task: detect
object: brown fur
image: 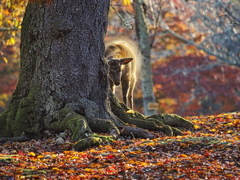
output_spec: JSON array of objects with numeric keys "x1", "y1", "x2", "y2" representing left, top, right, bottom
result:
[{"x1": 105, "y1": 38, "x2": 138, "y2": 109}]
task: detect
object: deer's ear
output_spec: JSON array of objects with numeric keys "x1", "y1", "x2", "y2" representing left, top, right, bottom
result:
[{"x1": 120, "y1": 58, "x2": 133, "y2": 65}]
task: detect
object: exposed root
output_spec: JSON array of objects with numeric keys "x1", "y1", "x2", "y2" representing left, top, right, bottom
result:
[
  {"x1": 122, "y1": 117, "x2": 173, "y2": 136},
  {"x1": 0, "y1": 91, "x2": 194, "y2": 151},
  {"x1": 43, "y1": 98, "x2": 122, "y2": 145},
  {"x1": 148, "y1": 114, "x2": 194, "y2": 130},
  {"x1": 44, "y1": 106, "x2": 92, "y2": 142},
  {"x1": 0, "y1": 134, "x2": 29, "y2": 142},
  {"x1": 74, "y1": 137, "x2": 102, "y2": 151},
  {"x1": 119, "y1": 126, "x2": 155, "y2": 139},
  {"x1": 109, "y1": 91, "x2": 193, "y2": 136}
]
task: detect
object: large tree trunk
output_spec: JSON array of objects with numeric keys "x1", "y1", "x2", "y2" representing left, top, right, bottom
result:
[
  {"x1": 0, "y1": 0, "x2": 121, "y2": 137},
  {"x1": 0, "y1": 0, "x2": 193, "y2": 149}
]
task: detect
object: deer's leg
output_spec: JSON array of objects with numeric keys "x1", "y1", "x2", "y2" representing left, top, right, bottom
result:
[
  {"x1": 121, "y1": 81, "x2": 129, "y2": 107},
  {"x1": 109, "y1": 80, "x2": 115, "y2": 93},
  {"x1": 128, "y1": 77, "x2": 136, "y2": 109}
]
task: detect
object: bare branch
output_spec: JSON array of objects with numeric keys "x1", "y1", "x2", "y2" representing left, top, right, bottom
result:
[
  {"x1": 164, "y1": 60, "x2": 219, "y2": 77},
  {"x1": 110, "y1": 5, "x2": 134, "y2": 30},
  {"x1": 160, "y1": 21, "x2": 240, "y2": 67},
  {"x1": 147, "y1": 0, "x2": 165, "y2": 48}
]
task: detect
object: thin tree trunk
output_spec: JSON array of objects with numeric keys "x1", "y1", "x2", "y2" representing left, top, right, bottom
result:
[{"x1": 134, "y1": 0, "x2": 157, "y2": 116}]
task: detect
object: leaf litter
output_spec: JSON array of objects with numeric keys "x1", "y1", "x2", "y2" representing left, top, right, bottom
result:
[{"x1": 0, "y1": 112, "x2": 239, "y2": 179}]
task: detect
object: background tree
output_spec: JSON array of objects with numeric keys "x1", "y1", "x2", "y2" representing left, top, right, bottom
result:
[{"x1": 134, "y1": 0, "x2": 157, "y2": 116}]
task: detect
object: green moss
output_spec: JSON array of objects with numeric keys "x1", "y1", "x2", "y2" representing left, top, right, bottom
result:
[
  {"x1": 0, "y1": 110, "x2": 8, "y2": 136},
  {"x1": 162, "y1": 113, "x2": 194, "y2": 129},
  {"x1": 155, "y1": 136, "x2": 224, "y2": 148},
  {"x1": 0, "y1": 97, "x2": 39, "y2": 137},
  {"x1": 67, "y1": 114, "x2": 91, "y2": 142},
  {"x1": 21, "y1": 169, "x2": 47, "y2": 177},
  {"x1": 3, "y1": 101, "x2": 19, "y2": 136},
  {"x1": 87, "y1": 117, "x2": 119, "y2": 134},
  {"x1": 109, "y1": 91, "x2": 191, "y2": 136},
  {"x1": 45, "y1": 106, "x2": 92, "y2": 142},
  {"x1": 0, "y1": 156, "x2": 13, "y2": 163},
  {"x1": 90, "y1": 133, "x2": 114, "y2": 142},
  {"x1": 171, "y1": 127, "x2": 183, "y2": 136},
  {"x1": 74, "y1": 137, "x2": 102, "y2": 151},
  {"x1": 12, "y1": 100, "x2": 38, "y2": 136},
  {"x1": 9, "y1": 84, "x2": 45, "y2": 137},
  {"x1": 148, "y1": 113, "x2": 194, "y2": 130},
  {"x1": 1, "y1": 101, "x2": 21, "y2": 136}
]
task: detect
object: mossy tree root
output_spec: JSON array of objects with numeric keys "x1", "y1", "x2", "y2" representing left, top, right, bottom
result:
[
  {"x1": 147, "y1": 114, "x2": 194, "y2": 130},
  {"x1": 44, "y1": 106, "x2": 120, "y2": 143},
  {"x1": 44, "y1": 106, "x2": 92, "y2": 142},
  {"x1": 109, "y1": 92, "x2": 194, "y2": 136}
]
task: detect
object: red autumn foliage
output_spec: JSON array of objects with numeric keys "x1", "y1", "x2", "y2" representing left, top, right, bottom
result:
[{"x1": 152, "y1": 55, "x2": 240, "y2": 116}]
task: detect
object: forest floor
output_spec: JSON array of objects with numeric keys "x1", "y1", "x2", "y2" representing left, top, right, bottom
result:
[{"x1": 0, "y1": 112, "x2": 239, "y2": 180}]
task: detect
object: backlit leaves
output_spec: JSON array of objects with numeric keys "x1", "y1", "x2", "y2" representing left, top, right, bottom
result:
[{"x1": 123, "y1": 0, "x2": 131, "y2": 5}]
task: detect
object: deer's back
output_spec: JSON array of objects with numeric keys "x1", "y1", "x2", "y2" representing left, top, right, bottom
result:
[{"x1": 105, "y1": 41, "x2": 136, "y2": 79}]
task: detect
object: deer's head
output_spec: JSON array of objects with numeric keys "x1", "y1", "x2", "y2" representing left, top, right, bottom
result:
[{"x1": 107, "y1": 56, "x2": 133, "y2": 86}]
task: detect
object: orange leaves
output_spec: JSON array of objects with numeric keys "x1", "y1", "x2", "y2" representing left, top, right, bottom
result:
[
  {"x1": 193, "y1": 124, "x2": 201, "y2": 130},
  {"x1": 179, "y1": 153, "x2": 188, "y2": 158},
  {"x1": 28, "y1": 152, "x2": 36, "y2": 157},
  {"x1": 188, "y1": 112, "x2": 239, "y2": 138}
]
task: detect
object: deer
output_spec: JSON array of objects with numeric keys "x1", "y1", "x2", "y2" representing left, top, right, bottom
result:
[{"x1": 105, "y1": 39, "x2": 137, "y2": 109}]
